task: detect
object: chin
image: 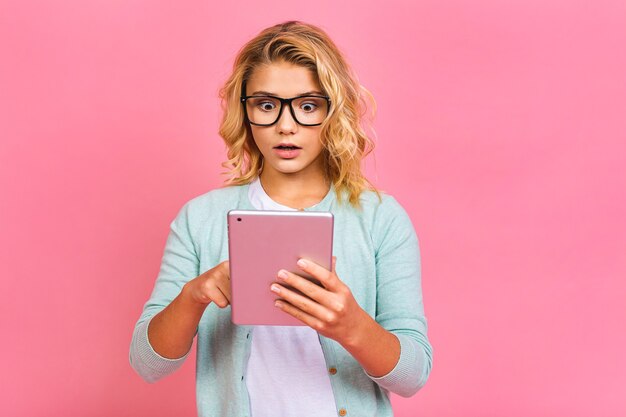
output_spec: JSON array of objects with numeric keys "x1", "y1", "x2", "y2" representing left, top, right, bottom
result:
[
  {"x1": 270, "y1": 161, "x2": 309, "y2": 175},
  {"x1": 275, "y1": 166, "x2": 305, "y2": 175}
]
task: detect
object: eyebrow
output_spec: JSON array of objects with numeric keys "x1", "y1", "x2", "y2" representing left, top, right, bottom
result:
[{"x1": 250, "y1": 90, "x2": 325, "y2": 96}]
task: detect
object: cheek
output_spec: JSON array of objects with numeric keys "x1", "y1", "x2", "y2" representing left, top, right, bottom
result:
[
  {"x1": 250, "y1": 129, "x2": 270, "y2": 150},
  {"x1": 310, "y1": 133, "x2": 324, "y2": 152}
]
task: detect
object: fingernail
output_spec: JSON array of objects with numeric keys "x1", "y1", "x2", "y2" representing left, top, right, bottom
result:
[
  {"x1": 270, "y1": 284, "x2": 281, "y2": 293},
  {"x1": 297, "y1": 259, "x2": 307, "y2": 268},
  {"x1": 277, "y1": 270, "x2": 288, "y2": 280}
]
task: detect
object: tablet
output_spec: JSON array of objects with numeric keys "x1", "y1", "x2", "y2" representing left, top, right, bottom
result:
[{"x1": 227, "y1": 209, "x2": 334, "y2": 326}]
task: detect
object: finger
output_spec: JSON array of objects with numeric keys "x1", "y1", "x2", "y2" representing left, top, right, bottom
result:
[
  {"x1": 278, "y1": 270, "x2": 349, "y2": 316},
  {"x1": 205, "y1": 261, "x2": 231, "y2": 302},
  {"x1": 296, "y1": 258, "x2": 338, "y2": 291},
  {"x1": 208, "y1": 287, "x2": 230, "y2": 308},
  {"x1": 217, "y1": 279, "x2": 231, "y2": 303},
  {"x1": 270, "y1": 282, "x2": 331, "y2": 321},
  {"x1": 277, "y1": 269, "x2": 331, "y2": 307},
  {"x1": 203, "y1": 281, "x2": 230, "y2": 308},
  {"x1": 331, "y1": 256, "x2": 337, "y2": 273},
  {"x1": 274, "y1": 299, "x2": 325, "y2": 331},
  {"x1": 215, "y1": 268, "x2": 232, "y2": 302}
]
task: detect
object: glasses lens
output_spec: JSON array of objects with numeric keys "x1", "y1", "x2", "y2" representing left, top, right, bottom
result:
[
  {"x1": 246, "y1": 96, "x2": 329, "y2": 125},
  {"x1": 246, "y1": 96, "x2": 281, "y2": 125},
  {"x1": 291, "y1": 96, "x2": 329, "y2": 125}
]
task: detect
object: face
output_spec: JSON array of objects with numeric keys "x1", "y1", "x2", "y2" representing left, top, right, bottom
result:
[{"x1": 244, "y1": 60, "x2": 326, "y2": 180}]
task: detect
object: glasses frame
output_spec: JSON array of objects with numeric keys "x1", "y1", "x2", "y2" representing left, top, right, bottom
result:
[{"x1": 240, "y1": 93, "x2": 332, "y2": 127}]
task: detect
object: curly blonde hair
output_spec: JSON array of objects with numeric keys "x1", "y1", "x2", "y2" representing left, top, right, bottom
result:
[{"x1": 218, "y1": 20, "x2": 379, "y2": 207}]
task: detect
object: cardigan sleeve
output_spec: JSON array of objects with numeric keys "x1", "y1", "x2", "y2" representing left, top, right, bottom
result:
[
  {"x1": 129, "y1": 201, "x2": 200, "y2": 383},
  {"x1": 365, "y1": 196, "x2": 433, "y2": 397}
]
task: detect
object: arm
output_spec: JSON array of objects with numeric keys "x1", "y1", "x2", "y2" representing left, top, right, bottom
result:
[
  {"x1": 270, "y1": 197, "x2": 433, "y2": 396},
  {"x1": 364, "y1": 196, "x2": 433, "y2": 396},
  {"x1": 147, "y1": 260, "x2": 230, "y2": 359},
  {"x1": 272, "y1": 259, "x2": 401, "y2": 377},
  {"x1": 129, "y1": 202, "x2": 231, "y2": 383}
]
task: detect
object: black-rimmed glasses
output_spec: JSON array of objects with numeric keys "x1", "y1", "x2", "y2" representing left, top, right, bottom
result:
[{"x1": 241, "y1": 94, "x2": 331, "y2": 126}]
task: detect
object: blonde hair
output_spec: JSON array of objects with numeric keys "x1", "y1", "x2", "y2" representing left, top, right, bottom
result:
[{"x1": 218, "y1": 20, "x2": 379, "y2": 207}]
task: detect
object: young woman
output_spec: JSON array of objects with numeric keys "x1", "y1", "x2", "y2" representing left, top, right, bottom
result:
[{"x1": 130, "y1": 20, "x2": 432, "y2": 417}]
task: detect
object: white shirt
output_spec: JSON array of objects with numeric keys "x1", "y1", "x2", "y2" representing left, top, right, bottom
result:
[{"x1": 245, "y1": 178, "x2": 337, "y2": 417}]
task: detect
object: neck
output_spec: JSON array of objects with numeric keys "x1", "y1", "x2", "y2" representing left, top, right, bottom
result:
[{"x1": 259, "y1": 167, "x2": 330, "y2": 210}]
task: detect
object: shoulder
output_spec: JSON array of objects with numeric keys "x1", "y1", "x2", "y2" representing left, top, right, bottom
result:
[
  {"x1": 354, "y1": 189, "x2": 417, "y2": 248},
  {"x1": 356, "y1": 189, "x2": 409, "y2": 220}
]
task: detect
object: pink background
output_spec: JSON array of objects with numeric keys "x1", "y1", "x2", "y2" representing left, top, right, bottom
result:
[{"x1": 1, "y1": 0, "x2": 625, "y2": 416}]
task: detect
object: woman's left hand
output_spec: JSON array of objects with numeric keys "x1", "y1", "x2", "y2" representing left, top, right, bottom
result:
[{"x1": 270, "y1": 256, "x2": 369, "y2": 346}]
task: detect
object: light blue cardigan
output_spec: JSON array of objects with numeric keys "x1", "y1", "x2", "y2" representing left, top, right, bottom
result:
[{"x1": 130, "y1": 184, "x2": 433, "y2": 417}]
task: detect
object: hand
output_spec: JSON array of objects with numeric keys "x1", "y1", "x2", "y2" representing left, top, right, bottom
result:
[
  {"x1": 270, "y1": 256, "x2": 369, "y2": 346},
  {"x1": 183, "y1": 260, "x2": 231, "y2": 308}
]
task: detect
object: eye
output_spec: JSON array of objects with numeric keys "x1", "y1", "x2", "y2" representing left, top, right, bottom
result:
[
  {"x1": 258, "y1": 101, "x2": 277, "y2": 112},
  {"x1": 300, "y1": 102, "x2": 318, "y2": 112},
  {"x1": 248, "y1": 96, "x2": 279, "y2": 112}
]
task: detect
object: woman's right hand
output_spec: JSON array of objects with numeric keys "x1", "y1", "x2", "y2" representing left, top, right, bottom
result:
[{"x1": 182, "y1": 260, "x2": 231, "y2": 308}]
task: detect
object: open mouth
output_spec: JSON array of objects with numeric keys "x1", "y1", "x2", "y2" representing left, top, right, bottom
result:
[{"x1": 274, "y1": 145, "x2": 301, "y2": 150}]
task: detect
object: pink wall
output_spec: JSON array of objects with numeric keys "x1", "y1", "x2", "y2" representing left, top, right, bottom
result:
[{"x1": 1, "y1": 1, "x2": 625, "y2": 416}]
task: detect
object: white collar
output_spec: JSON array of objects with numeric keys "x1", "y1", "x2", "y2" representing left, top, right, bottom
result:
[
  {"x1": 248, "y1": 177, "x2": 298, "y2": 211},
  {"x1": 247, "y1": 177, "x2": 325, "y2": 211}
]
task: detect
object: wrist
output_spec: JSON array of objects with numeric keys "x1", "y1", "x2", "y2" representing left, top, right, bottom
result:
[{"x1": 340, "y1": 308, "x2": 376, "y2": 350}]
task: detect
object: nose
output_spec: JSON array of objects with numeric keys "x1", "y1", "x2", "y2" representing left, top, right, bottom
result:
[{"x1": 275, "y1": 103, "x2": 298, "y2": 134}]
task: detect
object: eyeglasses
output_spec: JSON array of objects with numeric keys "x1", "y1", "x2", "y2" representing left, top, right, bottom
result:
[{"x1": 240, "y1": 94, "x2": 331, "y2": 127}]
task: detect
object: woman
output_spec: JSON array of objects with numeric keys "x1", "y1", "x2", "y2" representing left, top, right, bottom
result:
[{"x1": 130, "y1": 20, "x2": 433, "y2": 417}]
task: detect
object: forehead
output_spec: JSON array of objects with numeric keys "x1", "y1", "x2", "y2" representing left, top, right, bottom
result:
[{"x1": 246, "y1": 61, "x2": 322, "y2": 97}]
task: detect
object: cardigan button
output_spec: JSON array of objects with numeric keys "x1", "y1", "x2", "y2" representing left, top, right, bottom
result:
[
  {"x1": 338, "y1": 409, "x2": 347, "y2": 416},
  {"x1": 328, "y1": 367, "x2": 337, "y2": 375}
]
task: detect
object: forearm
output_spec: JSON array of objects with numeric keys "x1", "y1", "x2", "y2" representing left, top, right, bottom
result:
[
  {"x1": 147, "y1": 284, "x2": 208, "y2": 359},
  {"x1": 341, "y1": 311, "x2": 401, "y2": 377}
]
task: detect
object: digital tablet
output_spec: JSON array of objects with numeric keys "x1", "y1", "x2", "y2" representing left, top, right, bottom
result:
[{"x1": 227, "y1": 209, "x2": 334, "y2": 326}]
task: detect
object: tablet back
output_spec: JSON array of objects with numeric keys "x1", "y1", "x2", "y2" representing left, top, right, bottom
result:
[{"x1": 227, "y1": 210, "x2": 334, "y2": 326}]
